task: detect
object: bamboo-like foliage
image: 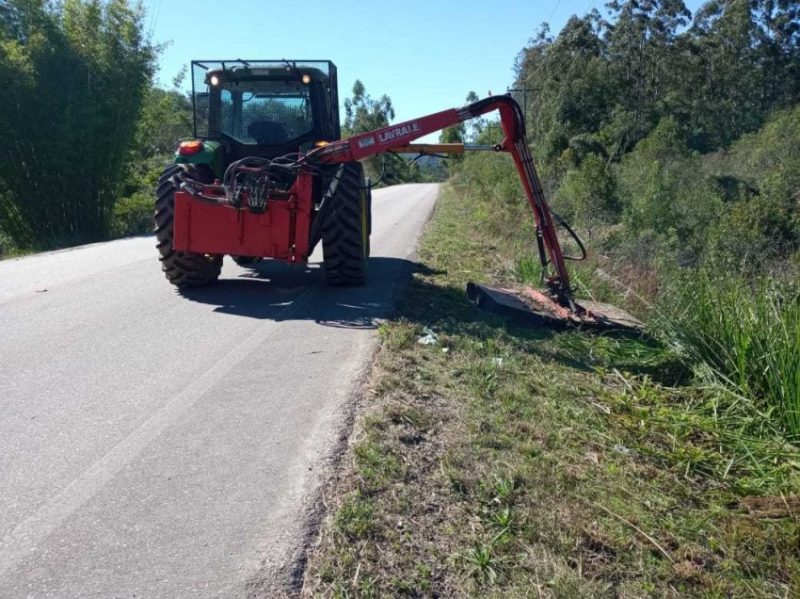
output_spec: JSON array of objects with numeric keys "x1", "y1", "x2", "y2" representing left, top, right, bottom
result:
[{"x1": 0, "y1": 0, "x2": 156, "y2": 248}]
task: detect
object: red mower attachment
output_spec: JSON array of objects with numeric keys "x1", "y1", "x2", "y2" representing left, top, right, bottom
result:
[
  {"x1": 168, "y1": 90, "x2": 640, "y2": 331},
  {"x1": 466, "y1": 283, "x2": 643, "y2": 333},
  {"x1": 172, "y1": 172, "x2": 314, "y2": 262},
  {"x1": 309, "y1": 94, "x2": 641, "y2": 331}
]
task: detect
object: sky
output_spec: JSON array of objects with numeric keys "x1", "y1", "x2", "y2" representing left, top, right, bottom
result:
[{"x1": 142, "y1": 0, "x2": 705, "y2": 140}]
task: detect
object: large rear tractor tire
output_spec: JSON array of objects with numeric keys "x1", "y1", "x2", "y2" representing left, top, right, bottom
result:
[
  {"x1": 154, "y1": 164, "x2": 222, "y2": 287},
  {"x1": 321, "y1": 163, "x2": 370, "y2": 286}
]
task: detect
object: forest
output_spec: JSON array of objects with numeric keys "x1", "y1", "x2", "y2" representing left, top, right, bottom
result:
[{"x1": 449, "y1": 0, "x2": 800, "y2": 440}]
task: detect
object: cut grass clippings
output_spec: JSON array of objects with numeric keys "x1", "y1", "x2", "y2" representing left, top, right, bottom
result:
[{"x1": 302, "y1": 183, "x2": 800, "y2": 597}]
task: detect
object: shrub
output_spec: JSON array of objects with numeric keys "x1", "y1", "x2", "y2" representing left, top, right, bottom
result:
[
  {"x1": 553, "y1": 152, "x2": 618, "y2": 237},
  {"x1": 706, "y1": 193, "x2": 799, "y2": 273},
  {"x1": 617, "y1": 118, "x2": 724, "y2": 264},
  {"x1": 704, "y1": 106, "x2": 800, "y2": 271},
  {"x1": 111, "y1": 192, "x2": 153, "y2": 238}
]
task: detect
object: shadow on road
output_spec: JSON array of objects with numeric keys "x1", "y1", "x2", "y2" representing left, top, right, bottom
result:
[
  {"x1": 177, "y1": 257, "x2": 443, "y2": 328},
  {"x1": 179, "y1": 255, "x2": 683, "y2": 384}
]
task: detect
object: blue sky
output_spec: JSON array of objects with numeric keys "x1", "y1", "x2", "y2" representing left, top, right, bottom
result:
[{"x1": 143, "y1": 0, "x2": 705, "y2": 138}]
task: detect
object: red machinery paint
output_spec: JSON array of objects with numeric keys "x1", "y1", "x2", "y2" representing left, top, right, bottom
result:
[
  {"x1": 172, "y1": 172, "x2": 314, "y2": 262},
  {"x1": 173, "y1": 95, "x2": 580, "y2": 312}
]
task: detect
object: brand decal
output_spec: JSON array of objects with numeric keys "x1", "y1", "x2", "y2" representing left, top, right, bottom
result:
[
  {"x1": 377, "y1": 122, "x2": 421, "y2": 144},
  {"x1": 358, "y1": 137, "x2": 376, "y2": 149}
]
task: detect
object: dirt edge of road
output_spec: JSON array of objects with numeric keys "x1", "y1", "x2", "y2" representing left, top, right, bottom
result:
[{"x1": 244, "y1": 340, "x2": 379, "y2": 598}]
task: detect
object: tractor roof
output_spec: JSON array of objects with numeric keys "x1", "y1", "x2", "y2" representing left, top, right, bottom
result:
[
  {"x1": 204, "y1": 66, "x2": 331, "y2": 86},
  {"x1": 192, "y1": 60, "x2": 335, "y2": 87}
]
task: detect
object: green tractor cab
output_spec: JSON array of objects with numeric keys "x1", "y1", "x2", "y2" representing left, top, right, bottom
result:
[
  {"x1": 156, "y1": 59, "x2": 371, "y2": 288},
  {"x1": 179, "y1": 60, "x2": 341, "y2": 175}
]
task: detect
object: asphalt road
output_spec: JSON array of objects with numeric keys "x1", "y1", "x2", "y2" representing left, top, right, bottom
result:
[{"x1": 0, "y1": 183, "x2": 439, "y2": 597}]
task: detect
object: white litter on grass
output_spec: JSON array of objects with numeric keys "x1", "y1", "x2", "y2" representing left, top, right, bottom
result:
[
  {"x1": 492, "y1": 357, "x2": 504, "y2": 367},
  {"x1": 613, "y1": 443, "x2": 634, "y2": 455},
  {"x1": 417, "y1": 327, "x2": 439, "y2": 345}
]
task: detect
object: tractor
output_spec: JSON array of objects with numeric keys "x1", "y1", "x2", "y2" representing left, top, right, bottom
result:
[
  {"x1": 155, "y1": 59, "x2": 638, "y2": 331},
  {"x1": 156, "y1": 60, "x2": 370, "y2": 287}
]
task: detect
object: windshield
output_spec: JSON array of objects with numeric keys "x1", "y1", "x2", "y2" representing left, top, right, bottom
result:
[{"x1": 218, "y1": 80, "x2": 313, "y2": 145}]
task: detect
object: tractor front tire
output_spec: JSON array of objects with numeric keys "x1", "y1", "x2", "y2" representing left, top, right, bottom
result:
[
  {"x1": 155, "y1": 163, "x2": 222, "y2": 287},
  {"x1": 321, "y1": 163, "x2": 370, "y2": 286}
]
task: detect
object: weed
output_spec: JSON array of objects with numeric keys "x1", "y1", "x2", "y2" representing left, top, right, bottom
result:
[
  {"x1": 334, "y1": 495, "x2": 375, "y2": 541},
  {"x1": 491, "y1": 474, "x2": 516, "y2": 506},
  {"x1": 463, "y1": 543, "x2": 498, "y2": 585}
]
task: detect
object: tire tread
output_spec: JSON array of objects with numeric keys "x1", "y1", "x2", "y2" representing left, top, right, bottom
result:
[
  {"x1": 321, "y1": 163, "x2": 369, "y2": 286},
  {"x1": 154, "y1": 163, "x2": 222, "y2": 287}
]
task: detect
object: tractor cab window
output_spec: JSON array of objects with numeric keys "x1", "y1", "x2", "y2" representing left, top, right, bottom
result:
[{"x1": 219, "y1": 80, "x2": 313, "y2": 145}]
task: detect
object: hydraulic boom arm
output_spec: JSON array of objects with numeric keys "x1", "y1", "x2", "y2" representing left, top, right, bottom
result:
[{"x1": 308, "y1": 96, "x2": 575, "y2": 308}]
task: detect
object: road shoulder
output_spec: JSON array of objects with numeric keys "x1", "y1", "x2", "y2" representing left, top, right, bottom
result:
[{"x1": 299, "y1": 184, "x2": 798, "y2": 597}]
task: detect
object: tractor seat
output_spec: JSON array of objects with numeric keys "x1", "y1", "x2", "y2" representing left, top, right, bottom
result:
[{"x1": 247, "y1": 120, "x2": 288, "y2": 145}]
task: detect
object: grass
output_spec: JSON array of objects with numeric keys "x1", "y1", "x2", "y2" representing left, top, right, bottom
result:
[
  {"x1": 658, "y1": 274, "x2": 800, "y2": 440},
  {"x1": 301, "y1": 183, "x2": 800, "y2": 597}
]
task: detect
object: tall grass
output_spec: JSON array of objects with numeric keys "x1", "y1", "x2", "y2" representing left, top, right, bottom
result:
[{"x1": 660, "y1": 272, "x2": 800, "y2": 440}]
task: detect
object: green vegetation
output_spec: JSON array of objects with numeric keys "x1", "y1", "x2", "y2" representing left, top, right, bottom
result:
[
  {"x1": 448, "y1": 0, "x2": 800, "y2": 441},
  {"x1": 0, "y1": 0, "x2": 156, "y2": 250},
  {"x1": 661, "y1": 274, "x2": 800, "y2": 439},
  {"x1": 342, "y1": 79, "x2": 446, "y2": 184},
  {"x1": 303, "y1": 185, "x2": 799, "y2": 597},
  {"x1": 448, "y1": 107, "x2": 800, "y2": 440},
  {"x1": 305, "y1": 1, "x2": 800, "y2": 595},
  {"x1": 112, "y1": 77, "x2": 195, "y2": 238}
]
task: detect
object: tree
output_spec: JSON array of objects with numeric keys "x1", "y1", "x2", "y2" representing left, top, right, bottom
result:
[
  {"x1": 123, "y1": 75, "x2": 193, "y2": 198},
  {"x1": 516, "y1": 11, "x2": 616, "y2": 165},
  {"x1": 439, "y1": 124, "x2": 464, "y2": 144},
  {"x1": 342, "y1": 79, "x2": 417, "y2": 183},
  {"x1": 343, "y1": 79, "x2": 395, "y2": 135},
  {"x1": 604, "y1": 1, "x2": 691, "y2": 154},
  {"x1": 679, "y1": 0, "x2": 800, "y2": 150},
  {"x1": 0, "y1": 0, "x2": 156, "y2": 247}
]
